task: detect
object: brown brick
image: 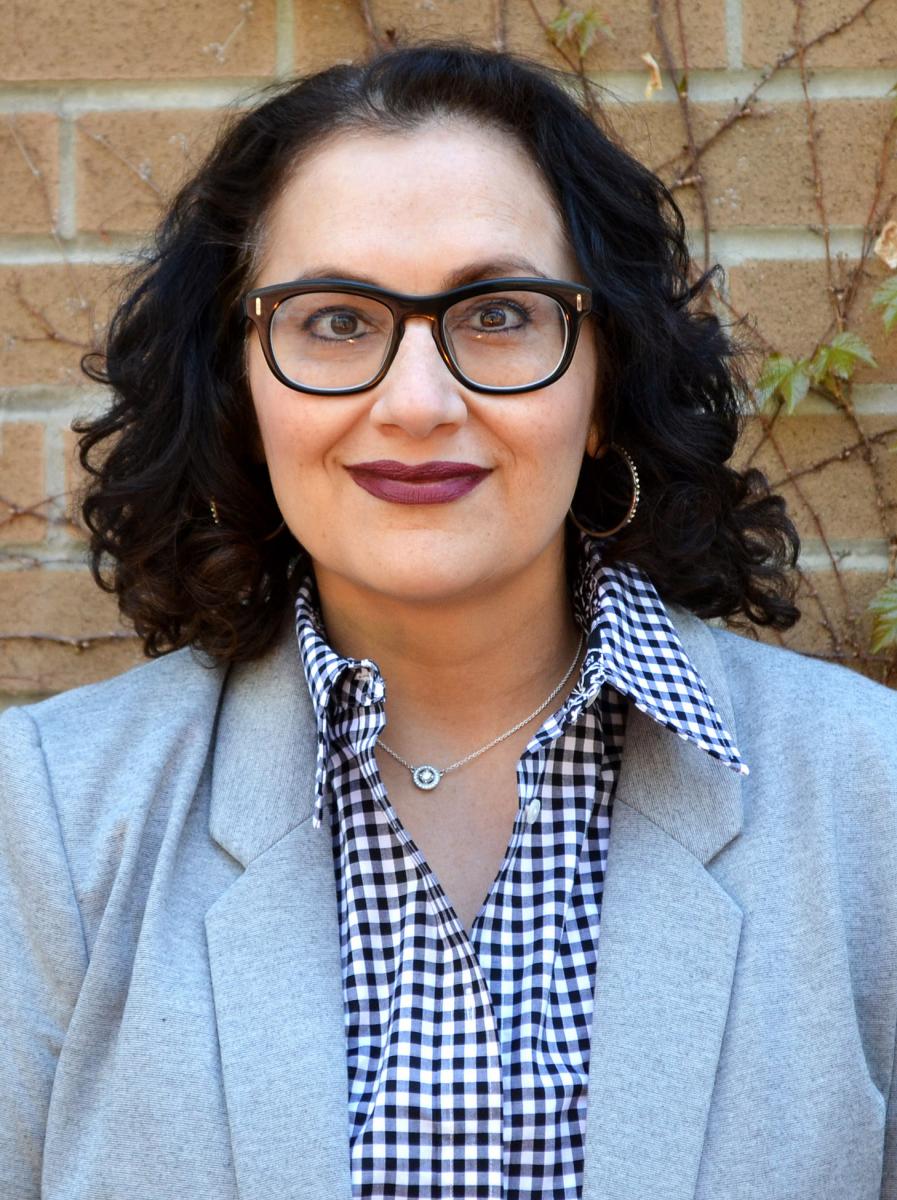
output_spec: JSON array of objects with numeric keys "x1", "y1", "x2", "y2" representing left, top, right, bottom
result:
[
  {"x1": 63, "y1": 424, "x2": 108, "y2": 542},
  {"x1": 0, "y1": 115, "x2": 60, "y2": 235},
  {"x1": 62, "y1": 427, "x2": 85, "y2": 540},
  {"x1": 0, "y1": 568, "x2": 143, "y2": 695},
  {"x1": 747, "y1": 568, "x2": 895, "y2": 688},
  {"x1": 293, "y1": 0, "x2": 364, "y2": 69},
  {"x1": 736, "y1": 413, "x2": 897, "y2": 542},
  {"x1": 0, "y1": 424, "x2": 46, "y2": 545},
  {"x1": 728, "y1": 258, "x2": 897, "y2": 384},
  {"x1": 293, "y1": 0, "x2": 727, "y2": 74},
  {"x1": 0, "y1": 264, "x2": 125, "y2": 388},
  {"x1": 294, "y1": 0, "x2": 484, "y2": 70},
  {"x1": 0, "y1": 0, "x2": 276, "y2": 81},
  {"x1": 612, "y1": 98, "x2": 897, "y2": 229},
  {"x1": 77, "y1": 110, "x2": 224, "y2": 235},
  {"x1": 743, "y1": 0, "x2": 897, "y2": 69}
]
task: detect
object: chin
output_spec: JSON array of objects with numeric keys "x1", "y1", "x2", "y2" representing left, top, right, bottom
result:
[
  {"x1": 369, "y1": 559, "x2": 500, "y2": 606},
  {"x1": 324, "y1": 538, "x2": 504, "y2": 606}
]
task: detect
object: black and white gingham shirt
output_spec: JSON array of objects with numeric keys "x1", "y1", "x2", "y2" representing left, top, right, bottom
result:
[{"x1": 295, "y1": 540, "x2": 747, "y2": 1199}]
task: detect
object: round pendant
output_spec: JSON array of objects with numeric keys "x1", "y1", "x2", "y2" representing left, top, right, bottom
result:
[{"x1": 412, "y1": 764, "x2": 442, "y2": 791}]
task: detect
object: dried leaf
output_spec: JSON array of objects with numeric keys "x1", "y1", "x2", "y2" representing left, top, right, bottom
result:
[
  {"x1": 641, "y1": 51, "x2": 663, "y2": 99},
  {"x1": 868, "y1": 580, "x2": 897, "y2": 654},
  {"x1": 871, "y1": 275, "x2": 897, "y2": 334},
  {"x1": 873, "y1": 220, "x2": 897, "y2": 270},
  {"x1": 547, "y1": 7, "x2": 610, "y2": 58}
]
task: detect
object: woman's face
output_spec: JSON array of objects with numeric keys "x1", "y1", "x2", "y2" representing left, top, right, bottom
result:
[{"x1": 247, "y1": 118, "x2": 600, "y2": 606}]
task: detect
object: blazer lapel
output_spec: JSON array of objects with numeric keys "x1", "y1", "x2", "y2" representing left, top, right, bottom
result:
[
  {"x1": 204, "y1": 622, "x2": 352, "y2": 1200},
  {"x1": 582, "y1": 612, "x2": 745, "y2": 1200}
]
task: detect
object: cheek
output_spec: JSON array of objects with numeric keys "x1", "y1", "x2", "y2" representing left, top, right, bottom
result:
[
  {"x1": 536, "y1": 374, "x2": 597, "y2": 466},
  {"x1": 248, "y1": 341, "x2": 308, "y2": 461},
  {"x1": 249, "y1": 363, "x2": 325, "y2": 470}
]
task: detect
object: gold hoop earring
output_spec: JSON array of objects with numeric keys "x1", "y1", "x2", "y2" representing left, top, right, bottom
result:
[
  {"x1": 568, "y1": 442, "x2": 641, "y2": 539},
  {"x1": 262, "y1": 518, "x2": 287, "y2": 541},
  {"x1": 209, "y1": 497, "x2": 221, "y2": 526}
]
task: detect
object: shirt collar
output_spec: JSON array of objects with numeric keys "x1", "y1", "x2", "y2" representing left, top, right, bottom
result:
[
  {"x1": 571, "y1": 536, "x2": 748, "y2": 777},
  {"x1": 294, "y1": 541, "x2": 748, "y2": 825}
]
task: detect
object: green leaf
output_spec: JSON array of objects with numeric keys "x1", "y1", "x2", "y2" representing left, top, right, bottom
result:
[
  {"x1": 868, "y1": 580, "x2": 897, "y2": 654},
  {"x1": 754, "y1": 354, "x2": 811, "y2": 414},
  {"x1": 547, "y1": 6, "x2": 611, "y2": 57},
  {"x1": 808, "y1": 331, "x2": 877, "y2": 384},
  {"x1": 871, "y1": 275, "x2": 897, "y2": 335},
  {"x1": 754, "y1": 354, "x2": 794, "y2": 405}
]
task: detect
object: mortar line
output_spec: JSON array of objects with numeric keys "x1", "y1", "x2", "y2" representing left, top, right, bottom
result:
[
  {"x1": 1, "y1": 68, "x2": 897, "y2": 114},
  {"x1": 0, "y1": 226, "x2": 880, "y2": 267},
  {"x1": 725, "y1": 0, "x2": 743, "y2": 70},
  {"x1": 56, "y1": 116, "x2": 77, "y2": 240},
  {"x1": 275, "y1": 0, "x2": 295, "y2": 77},
  {"x1": 0, "y1": 386, "x2": 112, "y2": 416},
  {"x1": 799, "y1": 547, "x2": 892, "y2": 572},
  {"x1": 0, "y1": 555, "x2": 91, "y2": 572}
]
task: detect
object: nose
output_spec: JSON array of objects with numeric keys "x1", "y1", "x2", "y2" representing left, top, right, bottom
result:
[{"x1": 367, "y1": 316, "x2": 469, "y2": 439}]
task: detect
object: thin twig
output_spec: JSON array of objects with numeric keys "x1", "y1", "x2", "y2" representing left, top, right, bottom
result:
[
  {"x1": 652, "y1": 0, "x2": 712, "y2": 271},
  {"x1": 0, "y1": 631, "x2": 138, "y2": 649},
  {"x1": 794, "y1": 0, "x2": 841, "y2": 331},
  {"x1": 78, "y1": 127, "x2": 164, "y2": 199},
  {"x1": 769, "y1": 427, "x2": 897, "y2": 485},
  {"x1": 654, "y1": 0, "x2": 884, "y2": 177}
]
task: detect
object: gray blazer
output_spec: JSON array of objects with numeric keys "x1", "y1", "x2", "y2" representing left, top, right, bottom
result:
[{"x1": 2, "y1": 608, "x2": 896, "y2": 1200}]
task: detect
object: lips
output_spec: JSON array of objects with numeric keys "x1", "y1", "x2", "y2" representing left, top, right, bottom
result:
[{"x1": 346, "y1": 460, "x2": 492, "y2": 505}]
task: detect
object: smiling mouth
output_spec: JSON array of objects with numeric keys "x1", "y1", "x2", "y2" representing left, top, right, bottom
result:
[{"x1": 346, "y1": 460, "x2": 492, "y2": 505}]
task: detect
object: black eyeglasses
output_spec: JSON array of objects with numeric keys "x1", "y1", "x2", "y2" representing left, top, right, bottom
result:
[{"x1": 243, "y1": 276, "x2": 594, "y2": 396}]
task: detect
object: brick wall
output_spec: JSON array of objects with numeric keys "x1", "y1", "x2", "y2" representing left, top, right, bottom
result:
[{"x1": 1, "y1": 0, "x2": 896, "y2": 707}]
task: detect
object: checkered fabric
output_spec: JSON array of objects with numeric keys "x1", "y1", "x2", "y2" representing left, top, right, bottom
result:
[{"x1": 294, "y1": 539, "x2": 747, "y2": 1200}]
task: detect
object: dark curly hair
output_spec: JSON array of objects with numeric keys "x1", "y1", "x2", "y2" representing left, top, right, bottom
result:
[{"x1": 76, "y1": 41, "x2": 800, "y2": 662}]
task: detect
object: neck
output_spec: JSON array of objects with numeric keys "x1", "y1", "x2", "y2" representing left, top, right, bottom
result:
[{"x1": 312, "y1": 539, "x2": 582, "y2": 756}]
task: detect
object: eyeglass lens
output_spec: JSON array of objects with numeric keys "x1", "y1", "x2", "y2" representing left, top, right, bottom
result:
[{"x1": 268, "y1": 290, "x2": 570, "y2": 390}]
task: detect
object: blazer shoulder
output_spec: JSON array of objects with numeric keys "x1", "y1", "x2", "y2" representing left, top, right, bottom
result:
[
  {"x1": 1, "y1": 646, "x2": 228, "y2": 845},
  {"x1": 708, "y1": 623, "x2": 897, "y2": 713},
  {"x1": 1, "y1": 648, "x2": 232, "y2": 955},
  {"x1": 705, "y1": 624, "x2": 897, "y2": 792},
  {"x1": 10, "y1": 644, "x2": 227, "y2": 754}
]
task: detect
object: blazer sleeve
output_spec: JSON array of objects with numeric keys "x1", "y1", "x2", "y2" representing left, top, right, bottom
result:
[
  {"x1": 0, "y1": 707, "x2": 89, "y2": 1199},
  {"x1": 884, "y1": 1017, "x2": 897, "y2": 1199}
]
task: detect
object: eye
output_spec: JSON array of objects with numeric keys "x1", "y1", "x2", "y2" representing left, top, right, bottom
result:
[
  {"x1": 305, "y1": 307, "x2": 370, "y2": 341},
  {"x1": 472, "y1": 304, "x2": 515, "y2": 328},
  {"x1": 472, "y1": 300, "x2": 527, "y2": 331},
  {"x1": 449, "y1": 296, "x2": 534, "y2": 337}
]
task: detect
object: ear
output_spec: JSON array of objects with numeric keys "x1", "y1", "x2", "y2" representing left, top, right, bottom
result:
[{"x1": 585, "y1": 423, "x2": 601, "y2": 459}]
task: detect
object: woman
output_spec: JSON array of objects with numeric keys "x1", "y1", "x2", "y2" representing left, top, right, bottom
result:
[{"x1": 1, "y1": 42, "x2": 895, "y2": 1200}]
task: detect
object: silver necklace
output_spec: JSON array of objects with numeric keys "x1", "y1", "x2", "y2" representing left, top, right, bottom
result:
[{"x1": 377, "y1": 632, "x2": 584, "y2": 791}]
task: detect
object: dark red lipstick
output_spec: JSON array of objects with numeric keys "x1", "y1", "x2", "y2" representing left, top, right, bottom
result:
[{"x1": 346, "y1": 460, "x2": 491, "y2": 505}]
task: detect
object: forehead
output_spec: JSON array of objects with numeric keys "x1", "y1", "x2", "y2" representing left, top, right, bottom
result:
[{"x1": 253, "y1": 118, "x2": 576, "y2": 289}]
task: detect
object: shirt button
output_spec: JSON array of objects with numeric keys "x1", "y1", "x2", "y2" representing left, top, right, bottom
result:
[{"x1": 525, "y1": 798, "x2": 541, "y2": 825}]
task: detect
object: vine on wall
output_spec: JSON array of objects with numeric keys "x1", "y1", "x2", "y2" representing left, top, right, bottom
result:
[{"x1": 2, "y1": 0, "x2": 896, "y2": 689}]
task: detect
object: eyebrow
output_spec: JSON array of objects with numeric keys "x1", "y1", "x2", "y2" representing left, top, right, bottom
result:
[{"x1": 289, "y1": 257, "x2": 550, "y2": 290}]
